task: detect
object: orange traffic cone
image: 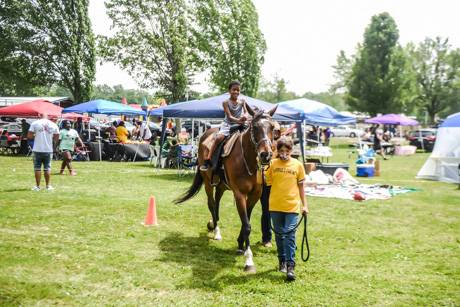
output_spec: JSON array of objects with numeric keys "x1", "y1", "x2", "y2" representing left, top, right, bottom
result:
[{"x1": 143, "y1": 196, "x2": 158, "y2": 226}]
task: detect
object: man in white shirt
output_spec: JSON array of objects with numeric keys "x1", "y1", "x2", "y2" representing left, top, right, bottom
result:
[
  {"x1": 27, "y1": 114, "x2": 60, "y2": 191},
  {"x1": 137, "y1": 120, "x2": 152, "y2": 142}
]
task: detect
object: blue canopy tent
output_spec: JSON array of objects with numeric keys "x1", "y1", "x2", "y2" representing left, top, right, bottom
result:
[
  {"x1": 150, "y1": 94, "x2": 297, "y2": 120},
  {"x1": 63, "y1": 99, "x2": 146, "y2": 116},
  {"x1": 63, "y1": 99, "x2": 147, "y2": 161},
  {"x1": 152, "y1": 94, "x2": 299, "y2": 166},
  {"x1": 277, "y1": 98, "x2": 355, "y2": 126},
  {"x1": 277, "y1": 98, "x2": 356, "y2": 161}
]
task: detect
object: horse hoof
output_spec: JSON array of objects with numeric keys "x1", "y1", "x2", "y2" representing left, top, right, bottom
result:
[
  {"x1": 244, "y1": 265, "x2": 256, "y2": 273},
  {"x1": 236, "y1": 249, "x2": 244, "y2": 255},
  {"x1": 207, "y1": 220, "x2": 214, "y2": 231},
  {"x1": 214, "y1": 234, "x2": 222, "y2": 241}
]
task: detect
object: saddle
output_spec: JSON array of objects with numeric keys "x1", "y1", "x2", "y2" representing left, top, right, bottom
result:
[{"x1": 203, "y1": 124, "x2": 247, "y2": 185}]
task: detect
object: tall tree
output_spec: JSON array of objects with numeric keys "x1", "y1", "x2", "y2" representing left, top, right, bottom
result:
[
  {"x1": 330, "y1": 50, "x2": 353, "y2": 94},
  {"x1": 410, "y1": 37, "x2": 460, "y2": 123},
  {"x1": 0, "y1": 1, "x2": 49, "y2": 95},
  {"x1": 0, "y1": 0, "x2": 96, "y2": 102},
  {"x1": 192, "y1": 0, "x2": 266, "y2": 96},
  {"x1": 345, "y1": 12, "x2": 410, "y2": 115},
  {"x1": 100, "y1": 0, "x2": 196, "y2": 104}
]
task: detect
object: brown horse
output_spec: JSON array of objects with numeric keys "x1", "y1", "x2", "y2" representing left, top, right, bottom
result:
[{"x1": 174, "y1": 104, "x2": 278, "y2": 272}]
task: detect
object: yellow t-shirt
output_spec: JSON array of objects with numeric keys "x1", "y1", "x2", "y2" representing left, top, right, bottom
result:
[
  {"x1": 265, "y1": 158, "x2": 306, "y2": 213},
  {"x1": 116, "y1": 126, "x2": 129, "y2": 143}
]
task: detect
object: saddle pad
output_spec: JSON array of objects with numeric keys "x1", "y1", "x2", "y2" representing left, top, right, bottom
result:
[
  {"x1": 222, "y1": 132, "x2": 241, "y2": 158},
  {"x1": 201, "y1": 133, "x2": 215, "y2": 151}
]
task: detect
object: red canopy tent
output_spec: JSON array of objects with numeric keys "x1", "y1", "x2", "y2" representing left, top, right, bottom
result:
[{"x1": 0, "y1": 99, "x2": 62, "y2": 118}]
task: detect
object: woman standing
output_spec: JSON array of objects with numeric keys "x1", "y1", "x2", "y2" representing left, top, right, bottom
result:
[{"x1": 58, "y1": 120, "x2": 84, "y2": 176}]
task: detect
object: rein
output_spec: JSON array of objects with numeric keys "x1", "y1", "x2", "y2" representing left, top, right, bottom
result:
[
  {"x1": 240, "y1": 118, "x2": 273, "y2": 176},
  {"x1": 240, "y1": 133, "x2": 255, "y2": 176}
]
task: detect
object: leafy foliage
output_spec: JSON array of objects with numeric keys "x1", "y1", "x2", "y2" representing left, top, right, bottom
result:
[
  {"x1": 345, "y1": 13, "x2": 413, "y2": 115},
  {"x1": 0, "y1": 0, "x2": 96, "y2": 102},
  {"x1": 92, "y1": 84, "x2": 160, "y2": 105},
  {"x1": 409, "y1": 37, "x2": 460, "y2": 122},
  {"x1": 99, "y1": 0, "x2": 196, "y2": 103},
  {"x1": 192, "y1": 0, "x2": 266, "y2": 96},
  {"x1": 257, "y1": 76, "x2": 297, "y2": 103}
]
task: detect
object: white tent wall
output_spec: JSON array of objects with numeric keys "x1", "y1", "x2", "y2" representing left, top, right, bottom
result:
[{"x1": 416, "y1": 127, "x2": 460, "y2": 183}]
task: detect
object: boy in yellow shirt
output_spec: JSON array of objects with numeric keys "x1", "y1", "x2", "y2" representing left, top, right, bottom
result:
[{"x1": 265, "y1": 136, "x2": 309, "y2": 281}]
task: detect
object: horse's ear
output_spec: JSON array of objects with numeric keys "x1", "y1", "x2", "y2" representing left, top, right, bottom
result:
[
  {"x1": 246, "y1": 102, "x2": 255, "y2": 116},
  {"x1": 268, "y1": 105, "x2": 278, "y2": 117}
]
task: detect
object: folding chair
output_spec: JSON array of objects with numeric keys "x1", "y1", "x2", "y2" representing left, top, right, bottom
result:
[{"x1": 176, "y1": 144, "x2": 197, "y2": 177}]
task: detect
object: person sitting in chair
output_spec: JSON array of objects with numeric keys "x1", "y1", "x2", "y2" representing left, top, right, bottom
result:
[{"x1": 200, "y1": 80, "x2": 249, "y2": 171}]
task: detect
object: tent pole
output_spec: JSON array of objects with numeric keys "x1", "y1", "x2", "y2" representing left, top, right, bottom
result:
[
  {"x1": 191, "y1": 118, "x2": 195, "y2": 155},
  {"x1": 297, "y1": 121, "x2": 305, "y2": 163},
  {"x1": 158, "y1": 118, "x2": 168, "y2": 168},
  {"x1": 87, "y1": 115, "x2": 91, "y2": 142},
  {"x1": 98, "y1": 128, "x2": 102, "y2": 161},
  {"x1": 419, "y1": 126, "x2": 424, "y2": 151}
]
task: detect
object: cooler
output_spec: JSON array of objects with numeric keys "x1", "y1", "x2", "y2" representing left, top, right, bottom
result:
[{"x1": 356, "y1": 164, "x2": 375, "y2": 177}]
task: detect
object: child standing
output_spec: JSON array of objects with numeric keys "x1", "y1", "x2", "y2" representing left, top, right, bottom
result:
[
  {"x1": 200, "y1": 80, "x2": 248, "y2": 171},
  {"x1": 265, "y1": 136, "x2": 308, "y2": 281}
]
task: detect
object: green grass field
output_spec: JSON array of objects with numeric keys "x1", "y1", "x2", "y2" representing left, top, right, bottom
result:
[{"x1": 0, "y1": 143, "x2": 459, "y2": 306}]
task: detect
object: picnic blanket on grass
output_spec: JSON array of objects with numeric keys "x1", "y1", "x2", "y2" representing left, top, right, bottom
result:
[{"x1": 305, "y1": 184, "x2": 418, "y2": 201}]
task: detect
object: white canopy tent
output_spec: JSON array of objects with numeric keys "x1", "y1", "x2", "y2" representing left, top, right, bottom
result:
[{"x1": 416, "y1": 112, "x2": 460, "y2": 183}]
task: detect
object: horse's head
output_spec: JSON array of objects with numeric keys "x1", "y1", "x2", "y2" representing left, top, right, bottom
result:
[{"x1": 246, "y1": 104, "x2": 278, "y2": 165}]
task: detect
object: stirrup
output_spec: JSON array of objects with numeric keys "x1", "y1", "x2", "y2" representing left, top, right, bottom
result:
[{"x1": 200, "y1": 160, "x2": 211, "y2": 171}]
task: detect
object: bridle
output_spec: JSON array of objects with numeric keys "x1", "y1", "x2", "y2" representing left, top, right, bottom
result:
[
  {"x1": 239, "y1": 115, "x2": 274, "y2": 176},
  {"x1": 249, "y1": 116, "x2": 273, "y2": 156}
]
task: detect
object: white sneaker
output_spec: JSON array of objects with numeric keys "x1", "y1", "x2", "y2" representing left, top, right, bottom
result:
[
  {"x1": 31, "y1": 186, "x2": 41, "y2": 191},
  {"x1": 46, "y1": 185, "x2": 55, "y2": 191}
]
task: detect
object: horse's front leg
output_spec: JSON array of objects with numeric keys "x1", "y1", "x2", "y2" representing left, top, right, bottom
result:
[
  {"x1": 241, "y1": 189, "x2": 262, "y2": 273},
  {"x1": 204, "y1": 179, "x2": 220, "y2": 240},
  {"x1": 234, "y1": 191, "x2": 255, "y2": 273}
]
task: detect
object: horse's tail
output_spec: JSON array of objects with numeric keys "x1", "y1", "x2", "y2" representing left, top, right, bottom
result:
[{"x1": 174, "y1": 168, "x2": 203, "y2": 204}]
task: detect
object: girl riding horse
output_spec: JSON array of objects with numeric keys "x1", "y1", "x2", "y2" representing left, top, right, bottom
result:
[{"x1": 175, "y1": 102, "x2": 278, "y2": 273}]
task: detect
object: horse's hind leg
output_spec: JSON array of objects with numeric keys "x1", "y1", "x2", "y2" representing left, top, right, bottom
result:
[{"x1": 212, "y1": 186, "x2": 225, "y2": 240}]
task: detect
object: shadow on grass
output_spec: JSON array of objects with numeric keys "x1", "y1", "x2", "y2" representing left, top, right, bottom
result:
[
  {"x1": 159, "y1": 232, "x2": 284, "y2": 291},
  {"x1": 143, "y1": 172, "x2": 196, "y2": 183},
  {"x1": 0, "y1": 188, "x2": 30, "y2": 193}
]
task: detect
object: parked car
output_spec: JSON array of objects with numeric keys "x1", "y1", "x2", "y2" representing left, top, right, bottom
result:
[
  {"x1": 330, "y1": 125, "x2": 365, "y2": 137},
  {"x1": 0, "y1": 122, "x2": 22, "y2": 135},
  {"x1": 407, "y1": 129, "x2": 437, "y2": 152}
]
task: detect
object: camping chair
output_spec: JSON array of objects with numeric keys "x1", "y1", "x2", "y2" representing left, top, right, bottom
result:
[
  {"x1": 73, "y1": 145, "x2": 90, "y2": 161},
  {"x1": 176, "y1": 144, "x2": 197, "y2": 177}
]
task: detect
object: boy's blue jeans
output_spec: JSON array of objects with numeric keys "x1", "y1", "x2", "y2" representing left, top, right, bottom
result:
[{"x1": 270, "y1": 211, "x2": 298, "y2": 264}]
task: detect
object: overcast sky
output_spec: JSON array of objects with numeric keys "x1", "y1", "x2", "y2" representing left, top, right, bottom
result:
[{"x1": 89, "y1": 0, "x2": 460, "y2": 94}]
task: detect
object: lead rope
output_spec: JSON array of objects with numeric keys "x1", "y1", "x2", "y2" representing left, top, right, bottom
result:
[{"x1": 262, "y1": 167, "x2": 310, "y2": 262}]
